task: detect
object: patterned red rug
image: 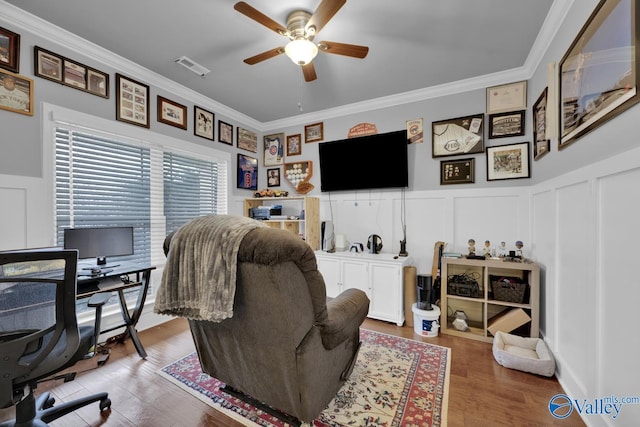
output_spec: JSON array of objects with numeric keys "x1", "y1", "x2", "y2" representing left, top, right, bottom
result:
[{"x1": 158, "y1": 329, "x2": 450, "y2": 426}]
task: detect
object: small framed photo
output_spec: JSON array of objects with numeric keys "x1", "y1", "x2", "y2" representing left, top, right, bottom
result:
[
  {"x1": 432, "y1": 113, "x2": 484, "y2": 158},
  {"x1": 0, "y1": 70, "x2": 33, "y2": 115},
  {"x1": 440, "y1": 158, "x2": 475, "y2": 185},
  {"x1": 63, "y1": 59, "x2": 87, "y2": 89},
  {"x1": 34, "y1": 46, "x2": 63, "y2": 82},
  {"x1": 487, "y1": 80, "x2": 527, "y2": 114},
  {"x1": 264, "y1": 133, "x2": 284, "y2": 166},
  {"x1": 86, "y1": 67, "x2": 109, "y2": 98},
  {"x1": 304, "y1": 122, "x2": 324, "y2": 143},
  {"x1": 116, "y1": 73, "x2": 149, "y2": 128},
  {"x1": 267, "y1": 168, "x2": 280, "y2": 187},
  {"x1": 533, "y1": 87, "x2": 550, "y2": 160},
  {"x1": 488, "y1": 110, "x2": 525, "y2": 139},
  {"x1": 157, "y1": 95, "x2": 187, "y2": 129},
  {"x1": 237, "y1": 154, "x2": 258, "y2": 190},
  {"x1": 286, "y1": 134, "x2": 302, "y2": 156},
  {"x1": 237, "y1": 127, "x2": 257, "y2": 152},
  {"x1": 218, "y1": 120, "x2": 233, "y2": 145},
  {"x1": 0, "y1": 26, "x2": 20, "y2": 73},
  {"x1": 486, "y1": 142, "x2": 531, "y2": 181},
  {"x1": 194, "y1": 106, "x2": 214, "y2": 140}
]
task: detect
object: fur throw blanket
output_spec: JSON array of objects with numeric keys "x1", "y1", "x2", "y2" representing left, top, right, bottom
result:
[{"x1": 154, "y1": 215, "x2": 264, "y2": 322}]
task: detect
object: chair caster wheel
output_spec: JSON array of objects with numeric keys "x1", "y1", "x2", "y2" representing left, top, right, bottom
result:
[
  {"x1": 44, "y1": 396, "x2": 55, "y2": 409},
  {"x1": 99, "y1": 398, "x2": 111, "y2": 411}
]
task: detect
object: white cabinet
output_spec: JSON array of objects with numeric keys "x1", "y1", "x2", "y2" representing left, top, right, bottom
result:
[{"x1": 315, "y1": 251, "x2": 411, "y2": 326}]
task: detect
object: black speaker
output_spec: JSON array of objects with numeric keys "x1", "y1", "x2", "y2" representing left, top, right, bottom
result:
[{"x1": 417, "y1": 274, "x2": 433, "y2": 310}]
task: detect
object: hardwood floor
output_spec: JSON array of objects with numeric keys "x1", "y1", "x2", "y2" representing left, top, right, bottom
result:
[{"x1": 1, "y1": 318, "x2": 586, "y2": 426}]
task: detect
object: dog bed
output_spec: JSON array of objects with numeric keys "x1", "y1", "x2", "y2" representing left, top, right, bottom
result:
[{"x1": 492, "y1": 331, "x2": 556, "y2": 377}]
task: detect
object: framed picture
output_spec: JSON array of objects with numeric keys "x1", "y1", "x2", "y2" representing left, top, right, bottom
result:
[
  {"x1": 286, "y1": 134, "x2": 302, "y2": 156},
  {"x1": 487, "y1": 81, "x2": 527, "y2": 114},
  {"x1": 533, "y1": 87, "x2": 550, "y2": 160},
  {"x1": 488, "y1": 110, "x2": 525, "y2": 139},
  {"x1": 486, "y1": 142, "x2": 531, "y2": 181},
  {"x1": 0, "y1": 70, "x2": 33, "y2": 115},
  {"x1": 440, "y1": 158, "x2": 475, "y2": 185},
  {"x1": 63, "y1": 59, "x2": 87, "y2": 89},
  {"x1": 264, "y1": 133, "x2": 284, "y2": 166},
  {"x1": 406, "y1": 118, "x2": 424, "y2": 144},
  {"x1": 237, "y1": 154, "x2": 258, "y2": 190},
  {"x1": 432, "y1": 113, "x2": 484, "y2": 158},
  {"x1": 157, "y1": 95, "x2": 187, "y2": 129},
  {"x1": 86, "y1": 67, "x2": 109, "y2": 98},
  {"x1": 218, "y1": 120, "x2": 233, "y2": 145},
  {"x1": 304, "y1": 122, "x2": 324, "y2": 143},
  {"x1": 559, "y1": 0, "x2": 640, "y2": 149},
  {"x1": 237, "y1": 127, "x2": 257, "y2": 152},
  {"x1": 0, "y1": 26, "x2": 20, "y2": 73},
  {"x1": 34, "y1": 46, "x2": 62, "y2": 82},
  {"x1": 267, "y1": 168, "x2": 280, "y2": 187},
  {"x1": 284, "y1": 161, "x2": 313, "y2": 192},
  {"x1": 116, "y1": 73, "x2": 149, "y2": 128},
  {"x1": 194, "y1": 106, "x2": 214, "y2": 140}
]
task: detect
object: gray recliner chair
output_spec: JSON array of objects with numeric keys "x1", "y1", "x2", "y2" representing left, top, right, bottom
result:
[{"x1": 162, "y1": 222, "x2": 370, "y2": 424}]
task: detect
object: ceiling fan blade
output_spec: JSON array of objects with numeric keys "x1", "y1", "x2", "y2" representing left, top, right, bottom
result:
[
  {"x1": 306, "y1": 0, "x2": 346, "y2": 34},
  {"x1": 318, "y1": 41, "x2": 369, "y2": 58},
  {"x1": 302, "y1": 63, "x2": 317, "y2": 82},
  {"x1": 243, "y1": 47, "x2": 285, "y2": 65},
  {"x1": 234, "y1": 2, "x2": 288, "y2": 36}
]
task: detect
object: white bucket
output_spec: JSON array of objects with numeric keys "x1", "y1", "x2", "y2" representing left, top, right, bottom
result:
[{"x1": 412, "y1": 303, "x2": 441, "y2": 337}]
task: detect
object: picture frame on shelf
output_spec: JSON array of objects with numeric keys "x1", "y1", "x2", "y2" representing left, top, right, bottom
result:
[
  {"x1": 0, "y1": 26, "x2": 20, "y2": 73},
  {"x1": 237, "y1": 153, "x2": 258, "y2": 190},
  {"x1": 486, "y1": 142, "x2": 531, "y2": 181},
  {"x1": 219, "y1": 120, "x2": 233, "y2": 145},
  {"x1": 63, "y1": 58, "x2": 87, "y2": 89},
  {"x1": 440, "y1": 158, "x2": 475, "y2": 185},
  {"x1": 558, "y1": 0, "x2": 640, "y2": 149},
  {"x1": 488, "y1": 110, "x2": 525, "y2": 139},
  {"x1": 34, "y1": 46, "x2": 62, "y2": 82},
  {"x1": 237, "y1": 127, "x2": 257, "y2": 152},
  {"x1": 304, "y1": 122, "x2": 323, "y2": 143},
  {"x1": 86, "y1": 68, "x2": 109, "y2": 98},
  {"x1": 487, "y1": 80, "x2": 527, "y2": 114},
  {"x1": 533, "y1": 87, "x2": 550, "y2": 160},
  {"x1": 116, "y1": 73, "x2": 149, "y2": 128},
  {"x1": 432, "y1": 113, "x2": 484, "y2": 158},
  {"x1": 267, "y1": 168, "x2": 280, "y2": 187},
  {"x1": 286, "y1": 134, "x2": 302, "y2": 156},
  {"x1": 157, "y1": 95, "x2": 187, "y2": 129},
  {"x1": 0, "y1": 70, "x2": 33, "y2": 116},
  {"x1": 194, "y1": 106, "x2": 214, "y2": 140},
  {"x1": 264, "y1": 132, "x2": 284, "y2": 166}
]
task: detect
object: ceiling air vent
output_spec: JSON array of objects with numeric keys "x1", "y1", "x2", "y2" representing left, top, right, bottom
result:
[{"x1": 175, "y1": 56, "x2": 210, "y2": 76}]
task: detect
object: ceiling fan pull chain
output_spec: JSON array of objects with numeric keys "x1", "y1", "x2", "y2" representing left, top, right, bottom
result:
[{"x1": 298, "y1": 66, "x2": 304, "y2": 112}]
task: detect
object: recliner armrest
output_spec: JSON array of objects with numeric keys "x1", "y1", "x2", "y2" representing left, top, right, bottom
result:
[{"x1": 317, "y1": 288, "x2": 370, "y2": 350}]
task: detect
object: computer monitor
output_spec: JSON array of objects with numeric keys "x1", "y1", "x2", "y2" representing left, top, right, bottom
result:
[{"x1": 63, "y1": 226, "x2": 133, "y2": 270}]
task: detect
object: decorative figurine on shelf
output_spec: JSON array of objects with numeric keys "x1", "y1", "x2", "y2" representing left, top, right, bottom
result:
[
  {"x1": 483, "y1": 240, "x2": 492, "y2": 258},
  {"x1": 467, "y1": 238, "x2": 476, "y2": 256},
  {"x1": 515, "y1": 240, "x2": 524, "y2": 259},
  {"x1": 498, "y1": 241, "x2": 507, "y2": 258}
]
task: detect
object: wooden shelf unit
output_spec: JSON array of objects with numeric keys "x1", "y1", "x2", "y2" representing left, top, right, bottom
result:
[
  {"x1": 243, "y1": 196, "x2": 320, "y2": 250},
  {"x1": 440, "y1": 257, "x2": 540, "y2": 343}
]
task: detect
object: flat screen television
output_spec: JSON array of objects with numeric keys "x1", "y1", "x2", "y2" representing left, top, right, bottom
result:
[
  {"x1": 63, "y1": 226, "x2": 134, "y2": 268},
  {"x1": 318, "y1": 130, "x2": 408, "y2": 192}
]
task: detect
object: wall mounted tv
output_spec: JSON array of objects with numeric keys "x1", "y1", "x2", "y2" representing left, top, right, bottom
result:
[{"x1": 318, "y1": 130, "x2": 408, "y2": 192}]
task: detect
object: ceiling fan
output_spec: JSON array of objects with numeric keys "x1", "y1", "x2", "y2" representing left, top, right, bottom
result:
[{"x1": 234, "y1": 0, "x2": 369, "y2": 82}]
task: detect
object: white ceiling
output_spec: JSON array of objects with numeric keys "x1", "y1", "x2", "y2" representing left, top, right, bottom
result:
[{"x1": 5, "y1": 0, "x2": 559, "y2": 124}]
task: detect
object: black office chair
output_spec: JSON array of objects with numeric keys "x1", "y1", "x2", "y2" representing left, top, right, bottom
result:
[{"x1": 0, "y1": 248, "x2": 111, "y2": 427}]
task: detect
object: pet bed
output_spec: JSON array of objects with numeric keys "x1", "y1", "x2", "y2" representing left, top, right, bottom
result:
[{"x1": 492, "y1": 331, "x2": 555, "y2": 377}]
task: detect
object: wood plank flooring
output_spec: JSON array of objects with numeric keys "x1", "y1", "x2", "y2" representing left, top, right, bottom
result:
[{"x1": 1, "y1": 318, "x2": 586, "y2": 426}]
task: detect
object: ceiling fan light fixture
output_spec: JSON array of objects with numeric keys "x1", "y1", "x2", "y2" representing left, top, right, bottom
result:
[{"x1": 284, "y1": 38, "x2": 318, "y2": 65}]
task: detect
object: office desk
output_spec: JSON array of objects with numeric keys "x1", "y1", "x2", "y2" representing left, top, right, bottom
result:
[{"x1": 77, "y1": 263, "x2": 155, "y2": 359}]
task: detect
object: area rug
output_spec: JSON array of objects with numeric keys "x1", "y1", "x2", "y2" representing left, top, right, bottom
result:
[{"x1": 158, "y1": 329, "x2": 450, "y2": 426}]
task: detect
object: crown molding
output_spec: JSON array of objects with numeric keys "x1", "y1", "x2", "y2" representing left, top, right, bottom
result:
[{"x1": 1, "y1": 0, "x2": 572, "y2": 132}]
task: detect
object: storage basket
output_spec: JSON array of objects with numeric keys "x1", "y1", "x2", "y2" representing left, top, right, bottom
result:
[{"x1": 492, "y1": 278, "x2": 528, "y2": 303}]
